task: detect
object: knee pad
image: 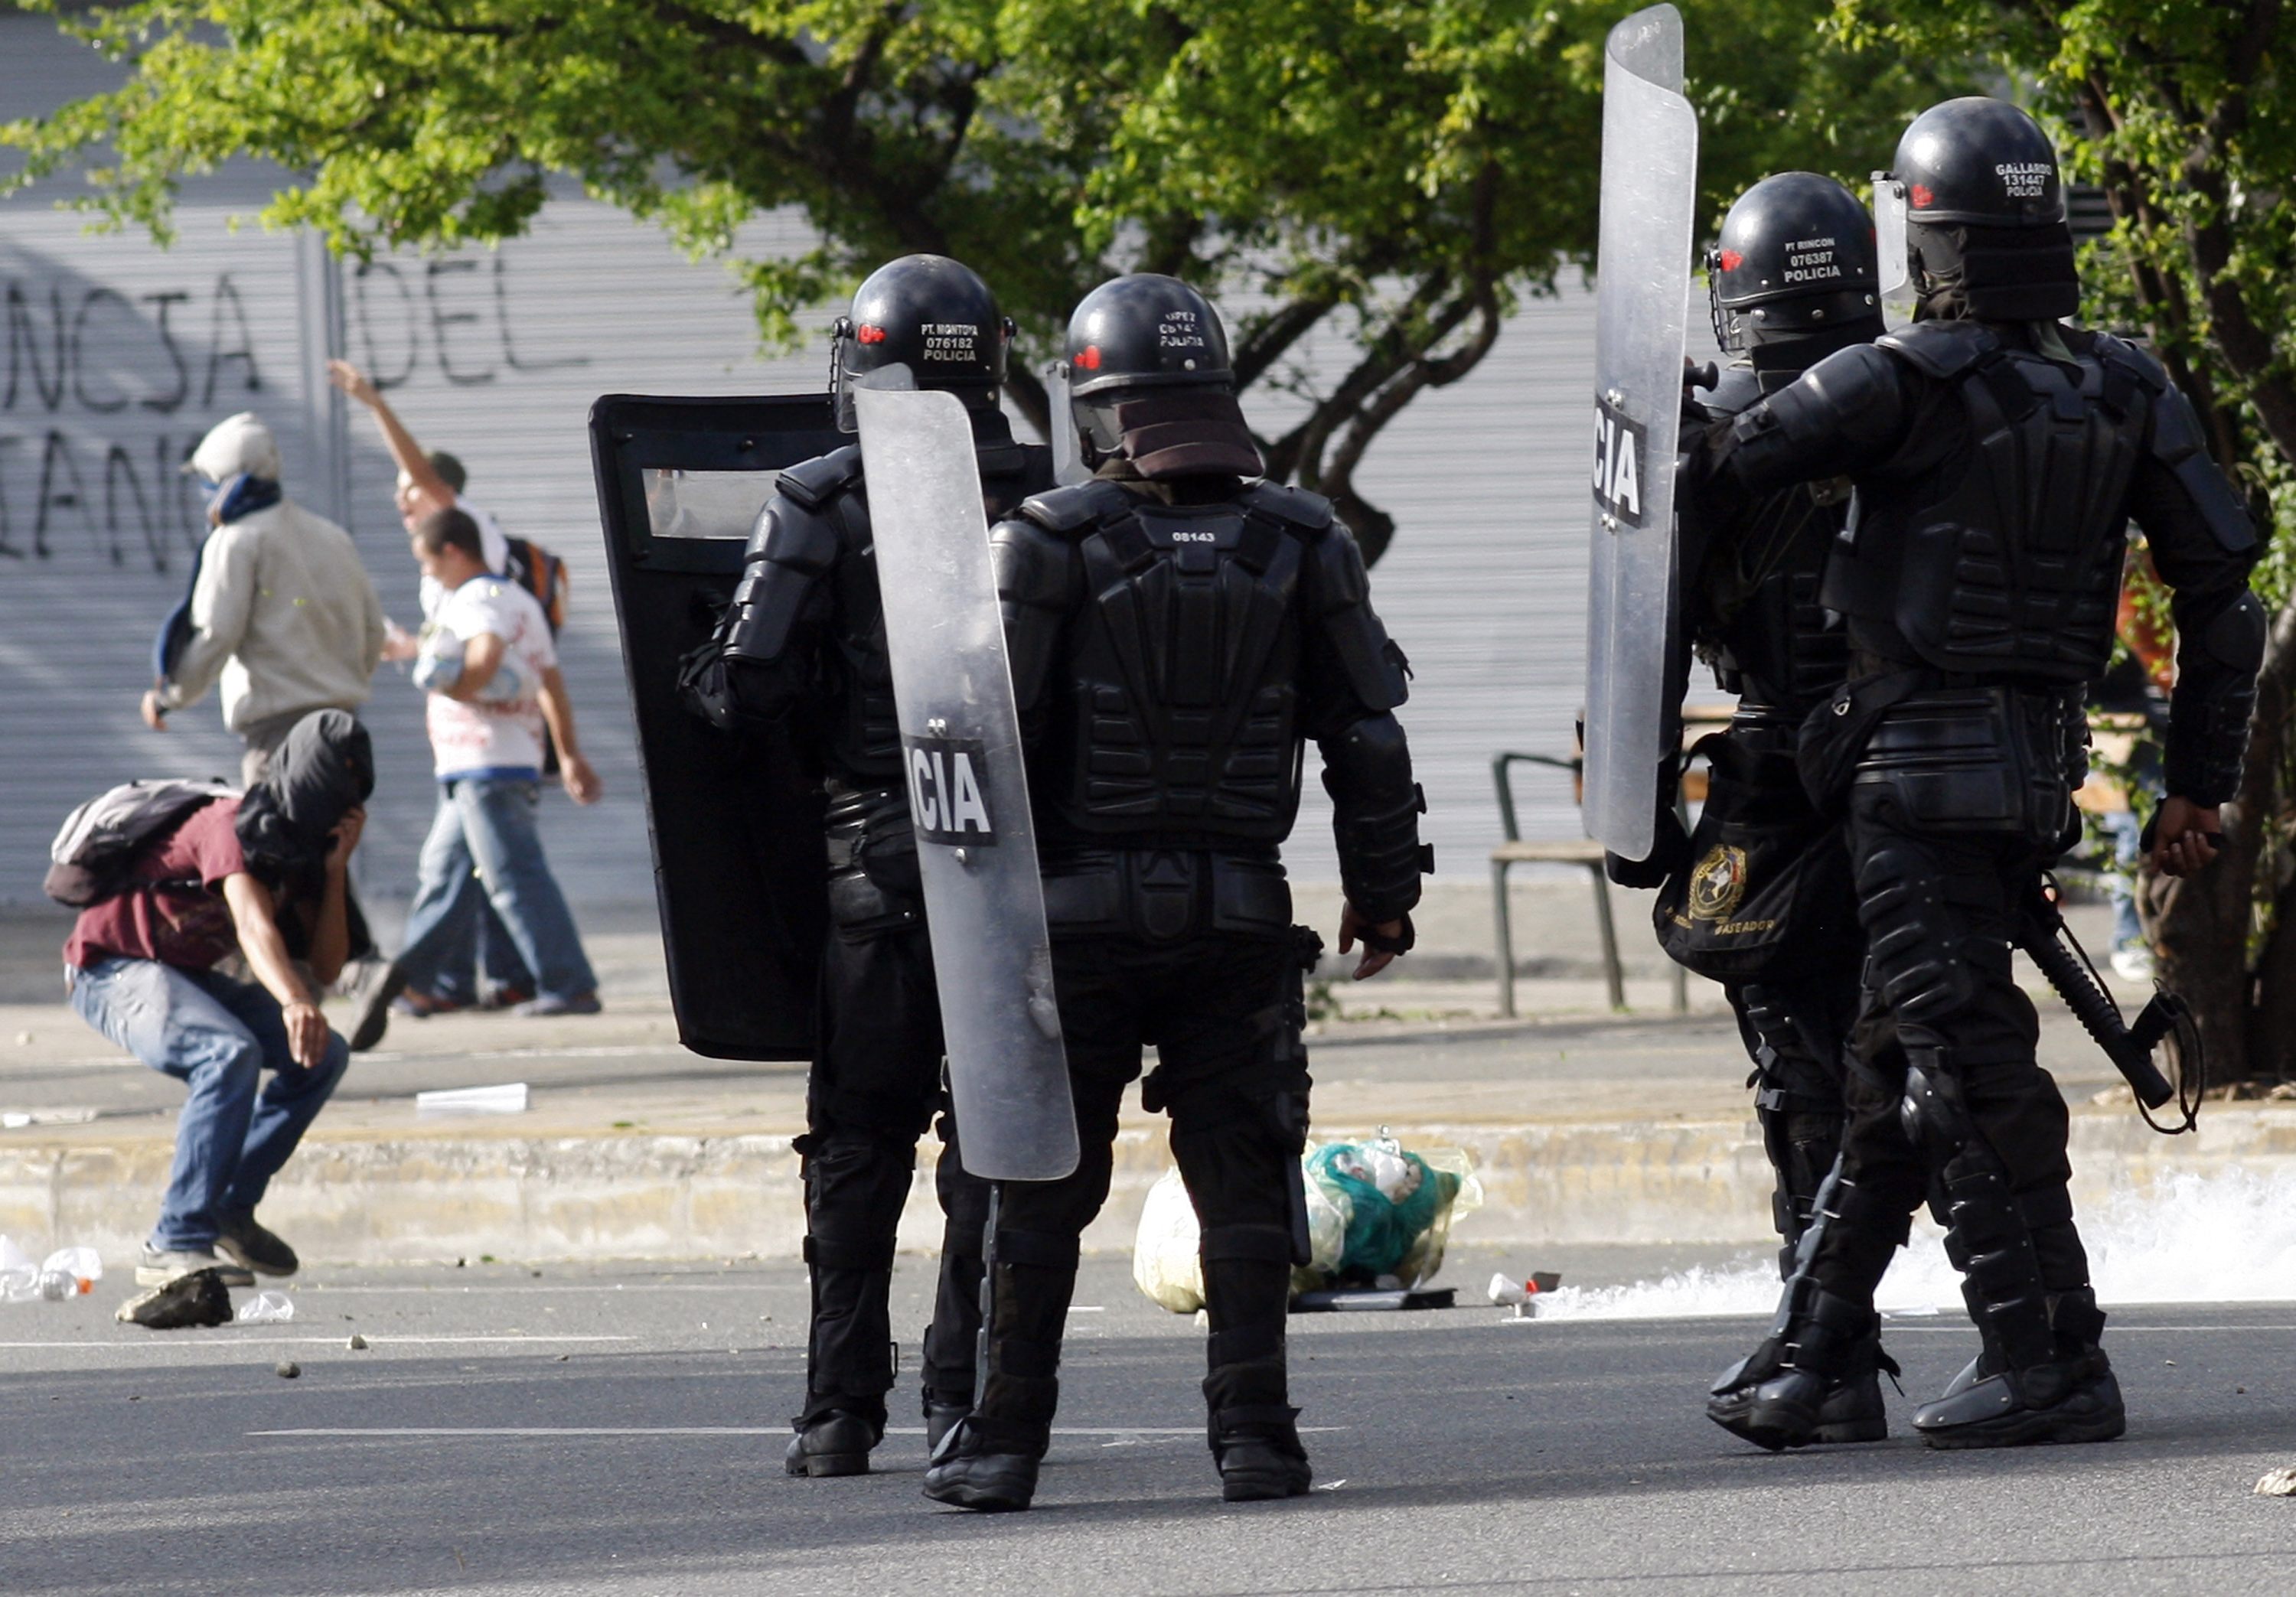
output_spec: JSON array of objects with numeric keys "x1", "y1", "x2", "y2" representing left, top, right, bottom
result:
[{"x1": 1897, "y1": 1058, "x2": 1971, "y2": 1162}]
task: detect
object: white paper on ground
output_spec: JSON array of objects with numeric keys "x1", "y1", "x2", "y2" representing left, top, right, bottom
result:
[{"x1": 415, "y1": 1083, "x2": 530, "y2": 1116}]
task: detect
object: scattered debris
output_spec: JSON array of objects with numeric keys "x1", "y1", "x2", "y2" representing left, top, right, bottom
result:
[
  {"x1": 274, "y1": 1361, "x2": 301, "y2": 1380},
  {"x1": 416, "y1": 1082, "x2": 530, "y2": 1116},
  {"x1": 116, "y1": 1269, "x2": 231, "y2": 1330},
  {"x1": 347, "y1": 1332, "x2": 370, "y2": 1351},
  {"x1": 2255, "y1": 1468, "x2": 2296, "y2": 1497},
  {"x1": 236, "y1": 1291, "x2": 295, "y2": 1325},
  {"x1": 0, "y1": 1107, "x2": 98, "y2": 1129}
]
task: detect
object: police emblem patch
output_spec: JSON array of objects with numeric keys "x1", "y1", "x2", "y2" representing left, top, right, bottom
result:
[{"x1": 1688, "y1": 844, "x2": 1749, "y2": 923}]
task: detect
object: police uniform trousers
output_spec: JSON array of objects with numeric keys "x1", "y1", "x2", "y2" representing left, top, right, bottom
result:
[
  {"x1": 796, "y1": 912, "x2": 989, "y2": 1430},
  {"x1": 1805, "y1": 784, "x2": 2087, "y2": 1331},
  {"x1": 969, "y1": 869, "x2": 1313, "y2": 1458},
  {"x1": 1724, "y1": 939, "x2": 1862, "y2": 1281}
]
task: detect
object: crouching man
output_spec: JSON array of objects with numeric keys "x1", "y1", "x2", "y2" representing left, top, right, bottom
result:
[{"x1": 64, "y1": 711, "x2": 373, "y2": 1298}]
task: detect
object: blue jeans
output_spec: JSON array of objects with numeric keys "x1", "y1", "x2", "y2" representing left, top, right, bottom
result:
[
  {"x1": 2100, "y1": 810, "x2": 2144, "y2": 950},
  {"x1": 419, "y1": 904, "x2": 535, "y2": 1009},
  {"x1": 70, "y1": 958, "x2": 350, "y2": 1251},
  {"x1": 396, "y1": 777, "x2": 595, "y2": 1002}
]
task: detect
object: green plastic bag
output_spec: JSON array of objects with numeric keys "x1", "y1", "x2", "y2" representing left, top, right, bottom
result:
[{"x1": 1307, "y1": 1139, "x2": 1463, "y2": 1280}]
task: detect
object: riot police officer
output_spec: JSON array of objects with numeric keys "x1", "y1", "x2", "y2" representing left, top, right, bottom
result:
[
  {"x1": 1614, "y1": 171, "x2": 1894, "y2": 1441},
  {"x1": 683, "y1": 254, "x2": 1054, "y2": 1475},
  {"x1": 1696, "y1": 99, "x2": 2262, "y2": 1450},
  {"x1": 921, "y1": 274, "x2": 1429, "y2": 1511}
]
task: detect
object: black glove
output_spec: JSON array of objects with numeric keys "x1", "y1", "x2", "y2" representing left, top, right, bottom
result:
[
  {"x1": 1605, "y1": 808, "x2": 1691, "y2": 888},
  {"x1": 854, "y1": 793, "x2": 923, "y2": 898}
]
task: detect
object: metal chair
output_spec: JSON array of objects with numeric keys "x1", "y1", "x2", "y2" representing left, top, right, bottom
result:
[{"x1": 1489, "y1": 752, "x2": 1626, "y2": 1017}]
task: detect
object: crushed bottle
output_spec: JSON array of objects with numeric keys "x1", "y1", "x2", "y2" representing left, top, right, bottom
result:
[
  {"x1": 1, "y1": 1238, "x2": 102, "y2": 1302},
  {"x1": 236, "y1": 1290, "x2": 295, "y2": 1325}
]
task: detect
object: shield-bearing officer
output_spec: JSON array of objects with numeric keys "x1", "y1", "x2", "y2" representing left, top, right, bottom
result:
[
  {"x1": 1697, "y1": 99, "x2": 2261, "y2": 1450},
  {"x1": 1613, "y1": 171, "x2": 1896, "y2": 1440},
  {"x1": 921, "y1": 274, "x2": 1429, "y2": 1511},
  {"x1": 682, "y1": 254, "x2": 1054, "y2": 1475}
]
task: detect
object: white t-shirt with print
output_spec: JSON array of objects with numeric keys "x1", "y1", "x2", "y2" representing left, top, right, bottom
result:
[{"x1": 426, "y1": 574, "x2": 556, "y2": 779}]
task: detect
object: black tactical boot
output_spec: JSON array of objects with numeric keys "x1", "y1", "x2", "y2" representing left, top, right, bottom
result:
[
  {"x1": 923, "y1": 1395, "x2": 970, "y2": 1456},
  {"x1": 783, "y1": 1411, "x2": 880, "y2": 1478},
  {"x1": 924, "y1": 1221, "x2": 1075, "y2": 1513},
  {"x1": 921, "y1": 1410, "x2": 1046, "y2": 1511},
  {"x1": 1200, "y1": 1227, "x2": 1312, "y2": 1501},
  {"x1": 1708, "y1": 1280, "x2": 1880, "y2": 1452},
  {"x1": 1913, "y1": 1287, "x2": 2124, "y2": 1449},
  {"x1": 1812, "y1": 1331, "x2": 1899, "y2": 1444}
]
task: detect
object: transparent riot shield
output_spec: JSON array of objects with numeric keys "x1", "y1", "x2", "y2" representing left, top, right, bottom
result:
[
  {"x1": 1582, "y1": 2, "x2": 1700, "y2": 862},
  {"x1": 852, "y1": 386, "x2": 1080, "y2": 1182},
  {"x1": 589, "y1": 393, "x2": 843, "y2": 1061}
]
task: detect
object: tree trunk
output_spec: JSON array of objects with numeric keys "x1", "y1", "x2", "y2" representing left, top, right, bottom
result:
[{"x1": 2148, "y1": 595, "x2": 2296, "y2": 1081}]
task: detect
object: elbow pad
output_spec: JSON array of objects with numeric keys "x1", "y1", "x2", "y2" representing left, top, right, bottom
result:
[
  {"x1": 991, "y1": 517, "x2": 1078, "y2": 715},
  {"x1": 1724, "y1": 344, "x2": 1906, "y2": 492},
  {"x1": 2150, "y1": 382, "x2": 2255, "y2": 552},
  {"x1": 2165, "y1": 588, "x2": 2265, "y2": 803},
  {"x1": 1308, "y1": 526, "x2": 1409, "y2": 712},
  {"x1": 722, "y1": 492, "x2": 843, "y2": 667},
  {"x1": 1322, "y1": 713, "x2": 1429, "y2": 921}
]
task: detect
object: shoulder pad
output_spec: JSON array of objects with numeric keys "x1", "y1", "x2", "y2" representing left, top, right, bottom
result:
[
  {"x1": 1701, "y1": 365, "x2": 1765, "y2": 420},
  {"x1": 752, "y1": 487, "x2": 843, "y2": 573},
  {"x1": 775, "y1": 445, "x2": 864, "y2": 513},
  {"x1": 1238, "y1": 480, "x2": 1336, "y2": 536},
  {"x1": 1874, "y1": 320, "x2": 1998, "y2": 380},
  {"x1": 1017, "y1": 479, "x2": 1133, "y2": 536},
  {"x1": 2088, "y1": 330, "x2": 2169, "y2": 390}
]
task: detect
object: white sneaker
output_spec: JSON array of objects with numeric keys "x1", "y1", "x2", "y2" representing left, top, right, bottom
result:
[
  {"x1": 136, "y1": 1243, "x2": 254, "y2": 1289},
  {"x1": 2110, "y1": 946, "x2": 2156, "y2": 983}
]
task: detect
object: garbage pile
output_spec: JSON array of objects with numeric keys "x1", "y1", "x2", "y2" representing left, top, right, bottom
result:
[{"x1": 1134, "y1": 1133, "x2": 1483, "y2": 1313}]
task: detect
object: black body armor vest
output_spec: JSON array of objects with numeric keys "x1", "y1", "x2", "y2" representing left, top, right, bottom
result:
[
  {"x1": 1694, "y1": 366, "x2": 1851, "y2": 715},
  {"x1": 1822, "y1": 323, "x2": 2154, "y2": 684},
  {"x1": 720, "y1": 432, "x2": 1053, "y2": 790},
  {"x1": 1029, "y1": 481, "x2": 1316, "y2": 846}
]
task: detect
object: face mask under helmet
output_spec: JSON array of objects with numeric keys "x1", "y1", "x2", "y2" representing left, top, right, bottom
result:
[
  {"x1": 1883, "y1": 96, "x2": 2079, "y2": 323},
  {"x1": 1057, "y1": 273, "x2": 1263, "y2": 481}
]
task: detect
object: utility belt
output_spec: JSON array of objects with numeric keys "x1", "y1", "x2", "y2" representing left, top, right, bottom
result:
[
  {"x1": 1039, "y1": 847, "x2": 1292, "y2": 944},
  {"x1": 1798, "y1": 658, "x2": 2086, "y2": 844},
  {"x1": 822, "y1": 786, "x2": 922, "y2": 935}
]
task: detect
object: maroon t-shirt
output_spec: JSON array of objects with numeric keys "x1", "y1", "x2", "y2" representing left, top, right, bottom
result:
[{"x1": 64, "y1": 797, "x2": 248, "y2": 972}]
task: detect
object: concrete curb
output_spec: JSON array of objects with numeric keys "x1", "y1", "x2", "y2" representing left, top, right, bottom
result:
[{"x1": 2, "y1": 1106, "x2": 2288, "y2": 1266}]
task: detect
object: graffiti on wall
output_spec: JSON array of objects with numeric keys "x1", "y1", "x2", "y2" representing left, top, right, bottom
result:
[{"x1": 0, "y1": 250, "x2": 585, "y2": 572}]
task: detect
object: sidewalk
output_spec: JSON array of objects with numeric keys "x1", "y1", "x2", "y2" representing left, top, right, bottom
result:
[{"x1": 1, "y1": 882, "x2": 2278, "y2": 1265}]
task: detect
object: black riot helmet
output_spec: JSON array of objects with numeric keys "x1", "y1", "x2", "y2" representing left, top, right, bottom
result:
[
  {"x1": 830, "y1": 254, "x2": 1013, "y2": 432},
  {"x1": 1706, "y1": 172, "x2": 1882, "y2": 354},
  {"x1": 1060, "y1": 274, "x2": 1263, "y2": 480},
  {"x1": 1886, "y1": 97, "x2": 2079, "y2": 321}
]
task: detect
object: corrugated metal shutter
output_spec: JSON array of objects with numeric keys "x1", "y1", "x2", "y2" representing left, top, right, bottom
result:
[{"x1": 0, "y1": 12, "x2": 1684, "y2": 914}]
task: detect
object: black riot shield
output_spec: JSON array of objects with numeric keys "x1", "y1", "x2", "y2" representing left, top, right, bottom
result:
[{"x1": 589, "y1": 394, "x2": 844, "y2": 1060}]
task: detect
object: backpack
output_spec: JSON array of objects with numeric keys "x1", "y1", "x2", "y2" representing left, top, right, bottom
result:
[
  {"x1": 503, "y1": 536, "x2": 569, "y2": 637},
  {"x1": 45, "y1": 779, "x2": 236, "y2": 908}
]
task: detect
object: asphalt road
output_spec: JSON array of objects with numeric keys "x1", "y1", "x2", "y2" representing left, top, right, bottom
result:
[{"x1": 2, "y1": 1250, "x2": 2291, "y2": 1595}]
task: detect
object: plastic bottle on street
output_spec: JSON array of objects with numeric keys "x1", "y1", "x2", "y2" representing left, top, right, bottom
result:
[{"x1": 236, "y1": 1290, "x2": 295, "y2": 1325}]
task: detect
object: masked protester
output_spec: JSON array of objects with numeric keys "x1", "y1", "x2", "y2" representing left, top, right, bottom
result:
[
  {"x1": 1694, "y1": 99, "x2": 2262, "y2": 1451},
  {"x1": 64, "y1": 711, "x2": 373, "y2": 1296},
  {"x1": 680, "y1": 256, "x2": 1054, "y2": 1476},
  {"x1": 921, "y1": 274, "x2": 1429, "y2": 1512},
  {"x1": 145, "y1": 415, "x2": 386, "y2": 785}
]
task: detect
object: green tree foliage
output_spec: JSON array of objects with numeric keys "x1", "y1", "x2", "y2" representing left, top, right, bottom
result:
[
  {"x1": 1, "y1": 0, "x2": 1942, "y2": 562},
  {"x1": 1835, "y1": 0, "x2": 2296, "y2": 1083}
]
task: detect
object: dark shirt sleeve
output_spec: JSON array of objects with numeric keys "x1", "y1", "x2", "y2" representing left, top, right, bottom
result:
[
  {"x1": 2127, "y1": 464, "x2": 2265, "y2": 804},
  {"x1": 1299, "y1": 528, "x2": 1425, "y2": 921}
]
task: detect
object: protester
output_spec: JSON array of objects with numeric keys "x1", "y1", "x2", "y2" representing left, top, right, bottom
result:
[
  {"x1": 351, "y1": 507, "x2": 602, "y2": 1051},
  {"x1": 66, "y1": 711, "x2": 372, "y2": 1296},
  {"x1": 328, "y1": 359, "x2": 557, "y2": 1015},
  {"x1": 144, "y1": 415, "x2": 385, "y2": 785}
]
